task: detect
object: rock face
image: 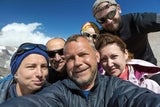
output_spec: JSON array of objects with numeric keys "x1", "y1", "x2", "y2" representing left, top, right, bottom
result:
[
  {"x1": 0, "y1": 46, "x2": 16, "y2": 79},
  {"x1": 148, "y1": 32, "x2": 160, "y2": 66}
]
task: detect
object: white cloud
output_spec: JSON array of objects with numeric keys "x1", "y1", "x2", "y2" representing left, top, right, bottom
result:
[{"x1": 0, "y1": 22, "x2": 51, "y2": 46}]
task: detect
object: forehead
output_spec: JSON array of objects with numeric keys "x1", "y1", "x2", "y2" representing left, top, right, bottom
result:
[
  {"x1": 95, "y1": 2, "x2": 116, "y2": 17},
  {"x1": 83, "y1": 28, "x2": 97, "y2": 34},
  {"x1": 99, "y1": 2, "x2": 110, "y2": 8},
  {"x1": 95, "y1": 2, "x2": 110, "y2": 13},
  {"x1": 22, "y1": 54, "x2": 46, "y2": 62},
  {"x1": 46, "y1": 39, "x2": 65, "y2": 50},
  {"x1": 64, "y1": 37, "x2": 93, "y2": 53},
  {"x1": 100, "y1": 43, "x2": 122, "y2": 53}
]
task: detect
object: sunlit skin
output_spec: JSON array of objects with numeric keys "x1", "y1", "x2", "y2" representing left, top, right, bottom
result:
[
  {"x1": 14, "y1": 54, "x2": 48, "y2": 96},
  {"x1": 99, "y1": 43, "x2": 128, "y2": 77},
  {"x1": 64, "y1": 37, "x2": 100, "y2": 90},
  {"x1": 46, "y1": 38, "x2": 66, "y2": 72},
  {"x1": 94, "y1": 2, "x2": 122, "y2": 32}
]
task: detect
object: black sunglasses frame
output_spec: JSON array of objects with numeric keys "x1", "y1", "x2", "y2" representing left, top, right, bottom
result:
[
  {"x1": 47, "y1": 48, "x2": 63, "y2": 58},
  {"x1": 96, "y1": 8, "x2": 117, "y2": 24},
  {"x1": 83, "y1": 33, "x2": 99, "y2": 40}
]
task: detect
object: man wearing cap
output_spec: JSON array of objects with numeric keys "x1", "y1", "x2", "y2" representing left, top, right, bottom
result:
[
  {"x1": 0, "y1": 43, "x2": 50, "y2": 104},
  {"x1": 92, "y1": 0, "x2": 160, "y2": 65}
]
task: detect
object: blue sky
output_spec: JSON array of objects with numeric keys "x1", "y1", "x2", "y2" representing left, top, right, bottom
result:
[{"x1": 0, "y1": 0, "x2": 160, "y2": 46}]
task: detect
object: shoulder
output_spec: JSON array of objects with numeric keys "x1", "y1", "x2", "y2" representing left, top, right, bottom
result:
[
  {"x1": 0, "y1": 74, "x2": 13, "y2": 86},
  {"x1": 122, "y1": 12, "x2": 156, "y2": 17},
  {"x1": 0, "y1": 74, "x2": 14, "y2": 98},
  {"x1": 98, "y1": 75, "x2": 133, "y2": 89},
  {"x1": 127, "y1": 59, "x2": 156, "y2": 66},
  {"x1": 127, "y1": 59, "x2": 160, "y2": 73}
]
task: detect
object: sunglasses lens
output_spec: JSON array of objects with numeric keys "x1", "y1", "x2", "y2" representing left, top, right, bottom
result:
[
  {"x1": 83, "y1": 33, "x2": 99, "y2": 40},
  {"x1": 47, "y1": 51, "x2": 56, "y2": 57},
  {"x1": 47, "y1": 48, "x2": 63, "y2": 58},
  {"x1": 96, "y1": 8, "x2": 117, "y2": 24},
  {"x1": 58, "y1": 49, "x2": 63, "y2": 55},
  {"x1": 83, "y1": 33, "x2": 90, "y2": 37},
  {"x1": 19, "y1": 43, "x2": 47, "y2": 52},
  {"x1": 92, "y1": 34, "x2": 98, "y2": 39},
  {"x1": 107, "y1": 9, "x2": 116, "y2": 19}
]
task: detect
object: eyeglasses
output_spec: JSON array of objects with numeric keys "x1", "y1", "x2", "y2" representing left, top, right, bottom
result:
[
  {"x1": 47, "y1": 48, "x2": 63, "y2": 58},
  {"x1": 11, "y1": 43, "x2": 47, "y2": 62},
  {"x1": 96, "y1": 8, "x2": 117, "y2": 24},
  {"x1": 83, "y1": 33, "x2": 99, "y2": 40}
]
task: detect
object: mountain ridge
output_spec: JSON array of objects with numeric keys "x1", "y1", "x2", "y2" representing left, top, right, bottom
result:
[{"x1": 0, "y1": 46, "x2": 16, "y2": 78}]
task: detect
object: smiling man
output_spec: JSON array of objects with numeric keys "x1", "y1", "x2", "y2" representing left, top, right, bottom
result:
[
  {"x1": 64, "y1": 34, "x2": 100, "y2": 90},
  {"x1": 92, "y1": 0, "x2": 160, "y2": 65},
  {"x1": 46, "y1": 38, "x2": 67, "y2": 83}
]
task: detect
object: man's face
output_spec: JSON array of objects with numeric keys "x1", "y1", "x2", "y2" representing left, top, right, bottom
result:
[
  {"x1": 46, "y1": 39, "x2": 66, "y2": 72},
  {"x1": 94, "y1": 2, "x2": 121, "y2": 32},
  {"x1": 64, "y1": 37, "x2": 100, "y2": 90}
]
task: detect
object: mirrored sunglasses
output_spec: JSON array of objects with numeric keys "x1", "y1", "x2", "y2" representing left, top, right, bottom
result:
[
  {"x1": 11, "y1": 43, "x2": 47, "y2": 62},
  {"x1": 47, "y1": 48, "x2": 63, "y2": 58},
  {"x1": 96, "y1": 8, "x2": 117, "y2": 24}
]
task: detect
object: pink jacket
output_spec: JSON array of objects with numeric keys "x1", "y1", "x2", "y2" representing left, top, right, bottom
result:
[{"x1": 127, "y1": 59, "x2": 160, "y2": 93}]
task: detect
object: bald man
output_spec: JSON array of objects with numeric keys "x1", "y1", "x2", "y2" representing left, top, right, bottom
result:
[{"x1": 46, "y1": 38, "x2": 67, "y2": 83}]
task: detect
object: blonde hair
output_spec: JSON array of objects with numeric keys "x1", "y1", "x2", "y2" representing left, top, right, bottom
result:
[{"x1": 81, "y1": 22, "x2": 99, "y2": 34}]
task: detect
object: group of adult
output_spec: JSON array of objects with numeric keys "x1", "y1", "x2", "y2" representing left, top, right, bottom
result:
[
  {"x1": 0, "y1": 38, "x2": 67, "y2": 103},
  {"x1": 1, "y1": 0, "x2": 160, "y2": 106}
]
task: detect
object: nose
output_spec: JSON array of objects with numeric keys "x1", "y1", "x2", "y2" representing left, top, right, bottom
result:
[
  {"x1": 74, "y1": 56, "x2": 82, "y2": 66},
  {"x1": 104, "y1": 18, "x2": 112, "y2": 24},
  {"x1": 107, "y1": 58, "x2": 114, "y2": 67},
  {"x1": 54, "y1": 53, "x2": 61, "y2": 61},
  {"x1": 107, "y1": 19, "x2": 113, "y2": 23},
  {"x1": 35, "y1": 67, "x2": 43, "y2": 77}
]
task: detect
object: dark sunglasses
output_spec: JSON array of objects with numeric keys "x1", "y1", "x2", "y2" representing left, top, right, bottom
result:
[
  {"x1": 83, "y1": 33, "x2": 99, "y2": 40},
  {"x1": 47, "y1": 48, "x2": 63, "y2": 58},
  {"x1": 96, "y1": 8, "x2": 117, "y2": 24},
  {"x1": 11, "y1": 43, "x2": 47, "y2": 62}
]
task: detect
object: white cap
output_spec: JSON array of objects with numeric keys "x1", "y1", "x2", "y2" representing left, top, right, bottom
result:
[{"x1": 93, "y1": 0, "x2": 117, "y2": 16}]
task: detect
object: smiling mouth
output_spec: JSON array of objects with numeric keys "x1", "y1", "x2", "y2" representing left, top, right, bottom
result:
[{"x1": 74, "y1": 67, "x2": 88, "y2": 76}]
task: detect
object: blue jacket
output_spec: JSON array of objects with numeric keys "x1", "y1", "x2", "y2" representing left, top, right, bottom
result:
[
  {"x1": 0, "y1": 74, "x2": 13, "y2": 104},
  {"x1": 0, "y1": 74, "x2": 50, "y2": 104},
  {"x1": 1, "y1": 74, "x2": 160, "y2": 107}
]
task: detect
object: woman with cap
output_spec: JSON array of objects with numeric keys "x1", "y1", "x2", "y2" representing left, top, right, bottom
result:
[{"x1": 0, "y1": 43, "x2": 50, "y2": 104}]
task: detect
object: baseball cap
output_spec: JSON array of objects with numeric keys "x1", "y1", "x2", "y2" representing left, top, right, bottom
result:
[{"x1": 93, "y1": 0, "x2": 117, "y2": 16}]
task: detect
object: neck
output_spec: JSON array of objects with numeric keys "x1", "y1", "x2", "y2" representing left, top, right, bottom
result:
[
  {"x1": 81, "y1": 82, "x2": 95, "y2": 91},
  {"x1": 80, "y1": 73, "x2": 97, "y2": 91}
]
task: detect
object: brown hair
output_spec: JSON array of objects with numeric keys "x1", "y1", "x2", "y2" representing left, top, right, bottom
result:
[{"x1": 95, "y1": 33, "x2": 134, "y2": 60}]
